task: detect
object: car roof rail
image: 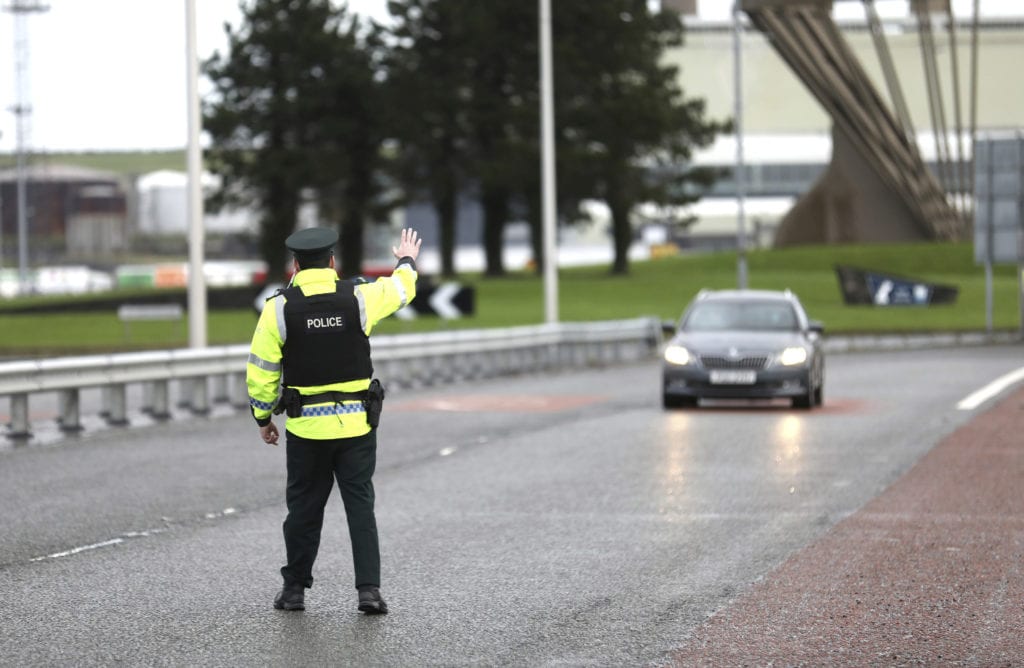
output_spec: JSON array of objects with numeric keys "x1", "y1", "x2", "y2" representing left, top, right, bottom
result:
[{"x1": 696, "y1": 288, "x2": 711, "y2": 300}]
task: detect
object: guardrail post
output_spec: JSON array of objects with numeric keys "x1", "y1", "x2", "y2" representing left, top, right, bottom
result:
[
  {"x1": 411, "y1": 360, "x2": 427, "y2": 388},
  {"x1": 231, "y1": 373, "x2": 248, "y2": 409},
  {"x1": 177, "y1": 379, "x2": 191, "y2": 408},
  {"x1": 106, "y1": 384, "x2": 129, "y2": 426},
  {"x1": 374, "y1": 359, "x2": 392, "y2": 387},
  {"x1": 58, "y1": 389, "x2": 83, "y2": 433},
  {"x1": 99, "y1": 386, "x2": 111, "y2": 418},
  {"x1": 469, "y1": 352, "x2": 482, "y2": 380},
  {"x1": 212, "y1": 375, "x2": 229, "y2": 404},
  {"x1": 140, "y1": 383, "x2": 154, "y2": 414},
  {"x1": 440, "y1": 354, "x2": 456, "y2": 383},
  {"x1": 475, "y1": 352, "x2": 490, "y2": 379},
  {"x1": 447, "y1": 353, "x2": 462, "y2": 382},
  {"x1": 8, "y1": 394, "x2": 31, "y2": 440},
  {"x1": 191, "y1": 377, "x2": 210, "y2": 415},
  {"x1": 151, "y1": 380, "x2": 171, "y2": 420}
]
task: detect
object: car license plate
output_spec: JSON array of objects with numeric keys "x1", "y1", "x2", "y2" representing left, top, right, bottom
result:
[{"x1": 710, "y1": 369, "x2": 756, "y2": 385}]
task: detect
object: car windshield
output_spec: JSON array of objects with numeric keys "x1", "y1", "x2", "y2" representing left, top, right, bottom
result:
[{"x1": 683, "y1": 300, "x2": 799, "y2": 332}]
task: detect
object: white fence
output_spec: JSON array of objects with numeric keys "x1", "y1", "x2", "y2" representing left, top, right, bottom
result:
[{"x1": 0, "y1": 318, "x2": 663, "y2": 440}]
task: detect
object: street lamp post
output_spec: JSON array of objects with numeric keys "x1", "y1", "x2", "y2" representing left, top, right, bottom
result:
[
  {"x1": 733, "y1": 2, "x2": 748, "y2": 290},
  {"x1": 539, "y1": 0, "x2": 559, "y2": 323},
  {"x1": 185, "y1": 0, "x2": 207, "y2": 347},
  {"x1": 0, "y1": 130, "x2": 4, "y2": 278}
]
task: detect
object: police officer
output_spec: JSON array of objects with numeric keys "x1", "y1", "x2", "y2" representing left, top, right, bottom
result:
[{"x1": 247, "y1": 226, "x2": 421, "y2": 615}]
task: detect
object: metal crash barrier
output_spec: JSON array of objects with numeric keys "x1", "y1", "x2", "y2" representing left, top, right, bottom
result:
[{"x1": 0, "y1": 318, "x2": 663, "y2": 440}]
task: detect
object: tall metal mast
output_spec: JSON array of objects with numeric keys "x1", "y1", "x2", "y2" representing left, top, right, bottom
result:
[{"x1": 4, "y1": 0, "x2": 49, "y2": 295}]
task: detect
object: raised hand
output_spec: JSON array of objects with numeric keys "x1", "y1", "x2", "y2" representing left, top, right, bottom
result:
[{"x1": 392, "y1": 228, "x2": 422, "y2": 261}]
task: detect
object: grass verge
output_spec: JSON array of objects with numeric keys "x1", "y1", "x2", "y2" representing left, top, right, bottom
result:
[{"x1": 0, "y1": 241, "x2": 1019, "y2": 357}]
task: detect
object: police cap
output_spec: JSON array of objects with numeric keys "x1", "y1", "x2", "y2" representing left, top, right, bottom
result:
[{"x1": 286, "y1": 227, "x2": 338, "y2": 262}]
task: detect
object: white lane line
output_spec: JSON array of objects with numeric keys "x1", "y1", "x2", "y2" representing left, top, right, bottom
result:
[
  {"x1": 957, "y1": 367, "x2": 1024, "y2": 411},
  {"x1": 27, "y1": 506, "x2": 237, "y2": 564},
  {"x1": 30, "y1": 538, "x2": 124, "y2": 562}
]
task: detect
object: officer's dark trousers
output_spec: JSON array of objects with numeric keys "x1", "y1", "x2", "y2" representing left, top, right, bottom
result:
[{"x1": 281, "y1": 430, "x2": 379, "y2": 590}]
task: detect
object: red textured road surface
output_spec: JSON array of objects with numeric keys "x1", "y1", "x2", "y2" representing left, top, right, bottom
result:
[{"x1": 671, "y1": 387, "x2": 1024, "y2": 667}]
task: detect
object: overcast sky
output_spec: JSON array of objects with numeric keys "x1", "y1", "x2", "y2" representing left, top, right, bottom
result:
[{"x1": 0, "y1": 0, "x2": 1017, "y2": 153}]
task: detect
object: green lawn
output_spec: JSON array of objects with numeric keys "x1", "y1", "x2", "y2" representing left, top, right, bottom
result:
[
  {"x1": 0, "y1": 241, "x2": 1019, "y2": 357},
  {"x1": 0, "y1": 150, "x2": 185, "y2": 175}
]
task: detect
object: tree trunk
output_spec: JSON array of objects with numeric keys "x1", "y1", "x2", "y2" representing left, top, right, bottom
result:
[
  {"x1": 434, "y1": 173, "x2": 458, "y2": 278},
  {"x1": 338, "y1": 210, "x2": 364, "y2": 279},
  {"x1": 261, "y1": 182, "x2": 298, "y2": 282},
  {"x1": 608, "y1": 192, "x2": 631, "y2": 275},
  {"x1": 481, "y1": 185, "x2": 508, "y2": 277},
  {"x1": 337, "y1": 201, "x2": 366, "y2": 280},
  {"x1": 338, "y1": 170, "x2": 372, "y2": 279}
]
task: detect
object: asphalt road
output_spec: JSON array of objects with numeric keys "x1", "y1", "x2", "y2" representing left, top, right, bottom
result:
[{"x1": 0, "y1": 344, "x2": 1020, "y2": 666}]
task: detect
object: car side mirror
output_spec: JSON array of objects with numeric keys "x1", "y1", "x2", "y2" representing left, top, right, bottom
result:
[
  {"x1": 661, "y1": 320, "x2": 678, "y2": 337},
  {"x1": 807, "y1": 319, "x2": 824, "y2": 334}
]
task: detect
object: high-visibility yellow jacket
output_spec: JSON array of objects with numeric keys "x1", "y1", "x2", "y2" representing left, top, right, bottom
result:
[{"x1": 246, "y1": 260, "x2": 417, "y2": 439}]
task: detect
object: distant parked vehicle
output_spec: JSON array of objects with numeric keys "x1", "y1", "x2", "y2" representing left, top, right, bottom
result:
[{"x1": 661, "y1": 289, "x2": 824, "y2": 409}]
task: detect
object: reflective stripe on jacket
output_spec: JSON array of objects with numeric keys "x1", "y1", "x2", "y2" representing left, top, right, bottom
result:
[{"x1": 246, "y1": 260, "x2": 417, "y2": 439}]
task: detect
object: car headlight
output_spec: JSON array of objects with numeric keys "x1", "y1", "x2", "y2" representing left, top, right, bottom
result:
[
  {"x1": 778, "y1": 346, "x2": 808, "y2": 366},
  {"x1": 664, "y1": 345, "x2": 692, "y2": 366}
]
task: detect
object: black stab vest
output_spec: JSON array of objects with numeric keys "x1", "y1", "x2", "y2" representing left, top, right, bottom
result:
[{"x1": 280, "y1": 279, "x2": 372, "y2": 387}]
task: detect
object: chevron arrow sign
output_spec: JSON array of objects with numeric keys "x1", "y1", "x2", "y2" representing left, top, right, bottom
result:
[{"x1": 394, "y1": 282, "x2": 475, "y2": 320}]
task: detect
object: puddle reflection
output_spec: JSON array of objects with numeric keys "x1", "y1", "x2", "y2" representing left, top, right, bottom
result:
[
  {"x1": 772, "y1": 414, "x2": 805, "y2": 487},
  {"x1": 658, "y1": 412, "x2": 692, "y2": 507}
]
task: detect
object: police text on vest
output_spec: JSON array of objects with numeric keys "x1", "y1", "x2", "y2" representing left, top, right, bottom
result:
[{"x1": 307, "y1": 315, "x2": 345, "y2": 329}]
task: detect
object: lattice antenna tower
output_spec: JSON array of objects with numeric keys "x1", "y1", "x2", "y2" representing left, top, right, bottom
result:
[{"x1": 3, "y1": 0, "x2": 49, "y2": 292}]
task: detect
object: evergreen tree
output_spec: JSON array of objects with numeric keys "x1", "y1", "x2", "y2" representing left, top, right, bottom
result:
[
  {"x1": 205, "y1": 0, "x2": 726, "y2": 280},
  {"x1": 385, "y1": 0, "x2": 474, "y2": 278},
  {"x1": 385, "y1": 0, "x2": 726, "y2": 277},
  {"x1": 306, "y1": 15, "x2": 393, "y2": 278},
  {"x1": 553, "y1": 0, "x2": 728, "y2": 274},
  {"x1": 203, "y1": 0, "x2": 388, "y2": 280}
]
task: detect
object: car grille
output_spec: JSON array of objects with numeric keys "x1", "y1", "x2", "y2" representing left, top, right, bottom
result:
[{"x1": 700, "y1": 355, "x2": 768, "y2": 370}]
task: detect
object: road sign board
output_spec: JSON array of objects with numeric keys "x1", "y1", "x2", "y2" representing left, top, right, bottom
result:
[
  {"x1": 394, "y1": 282, "x2": 475, "y2": 319},
  {"x1": 834, "y1": 265, "x2": 958, "y2": 306},
  {"x1": 974, "y1": 134, "x2": 1023, "y2": 266}
]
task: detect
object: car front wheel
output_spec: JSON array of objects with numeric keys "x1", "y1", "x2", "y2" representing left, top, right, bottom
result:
[
  {"x1": 792, "y1": 374, "x2": 815, "y2": 410},
  {"x1": 663, "y1": 393, "x2": 698, "y2": 409}
]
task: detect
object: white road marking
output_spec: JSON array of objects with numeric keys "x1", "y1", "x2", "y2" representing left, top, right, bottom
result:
[
  {"x1": 956, "y1": 366, "x2": 1024, "y2": 411},
  {"x1": 30, "y1": 538, "x2": 124, "y2": 562},
  {"x1": 27, "y1": 507, "x2": 241, "y2": 563}
]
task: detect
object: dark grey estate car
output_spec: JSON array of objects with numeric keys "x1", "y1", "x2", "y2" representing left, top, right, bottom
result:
[{"x1": 661, "y1": 289, "x2": 825, "y2": 409}]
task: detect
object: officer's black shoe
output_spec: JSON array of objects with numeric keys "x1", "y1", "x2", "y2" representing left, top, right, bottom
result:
[
  {"x1": 273, "y1": 584, "x2": 305, "y2": 611},
  {"x1": 357, "y1": 586, "x2": 388, "y2": 615}
]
